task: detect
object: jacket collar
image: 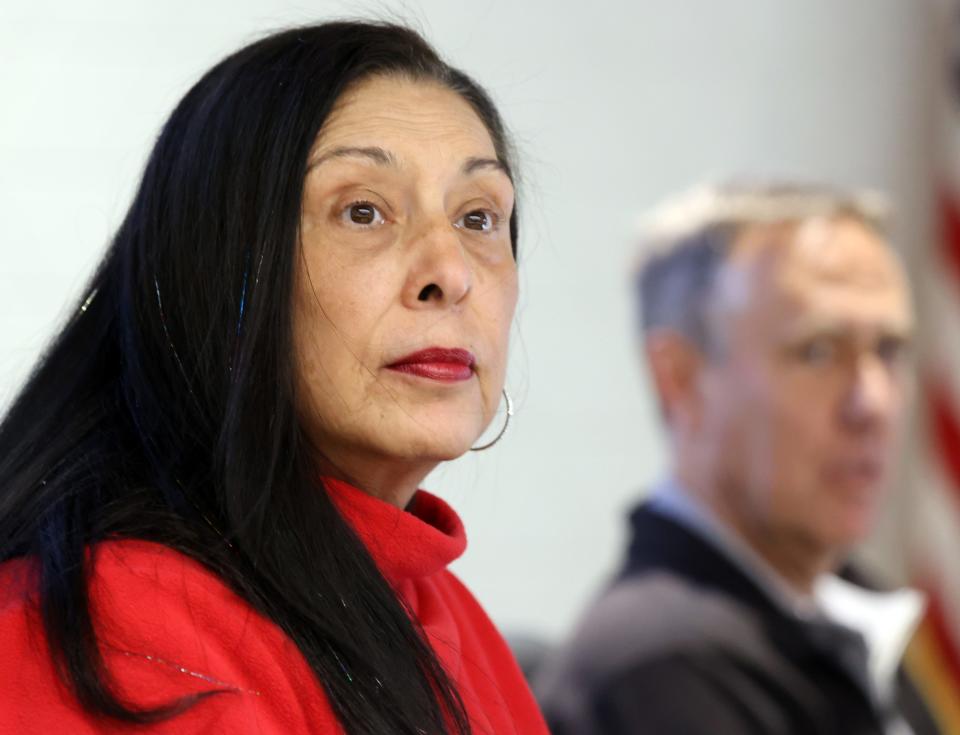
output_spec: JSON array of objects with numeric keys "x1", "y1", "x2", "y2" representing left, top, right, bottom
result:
[{"x1": 323, "y1": 477, "x2": 466, "y2": 584}]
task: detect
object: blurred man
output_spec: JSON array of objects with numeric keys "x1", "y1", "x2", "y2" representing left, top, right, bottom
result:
[{"x1": 536, "y1": 182, "x2": 941, "y2": 734}]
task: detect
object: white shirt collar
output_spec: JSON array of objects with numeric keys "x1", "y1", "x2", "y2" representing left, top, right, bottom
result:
[{"x1": 814, "y1": 574, "x2": 925, "y2": 704}]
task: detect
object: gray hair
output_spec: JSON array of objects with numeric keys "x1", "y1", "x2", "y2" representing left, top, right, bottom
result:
[{"x1": 634, "y1": 179, "x2": 891, "y2": 353}]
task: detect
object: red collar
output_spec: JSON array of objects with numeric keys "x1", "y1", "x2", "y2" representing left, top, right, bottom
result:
[{"x1": 322, "y1": 477, "x2": 466, "y2": 583}]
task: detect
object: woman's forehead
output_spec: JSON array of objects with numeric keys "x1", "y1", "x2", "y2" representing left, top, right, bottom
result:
[{"x1": 310, "y1": 75, "x2": 497, "y2": 165}]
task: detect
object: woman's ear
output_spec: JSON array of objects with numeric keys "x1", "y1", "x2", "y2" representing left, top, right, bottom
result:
[{"x1": 643, "y1": 329, "x2": 706, "y2": 435}]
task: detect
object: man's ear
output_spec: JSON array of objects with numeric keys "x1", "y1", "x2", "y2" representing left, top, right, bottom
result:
[{"x1": 644, "y1": 329, "x2": 705, "y2": 433}]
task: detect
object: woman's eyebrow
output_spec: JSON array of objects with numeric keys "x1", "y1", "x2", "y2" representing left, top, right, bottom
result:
[
  {"x1": 307, "y1": 149, "x2": 510, "y2": 181},
  {"x1": 308, "y1": 145, "x2": 399, "y2": 172},
  {"x1": 462, "y1": 156, "x2": 510, "y2": 178}
]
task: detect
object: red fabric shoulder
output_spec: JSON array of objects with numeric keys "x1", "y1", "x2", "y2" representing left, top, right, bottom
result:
[
  {"x1": 0, "y1": 535, "x2": 548, "y2": 734},
  {"x1": 0, "y1": 540, "x2": 340, "y2": 734}
]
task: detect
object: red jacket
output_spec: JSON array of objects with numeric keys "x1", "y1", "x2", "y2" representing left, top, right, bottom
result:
[{"x1": 0, "y1": 478, "x2": 548, "y2": 734}]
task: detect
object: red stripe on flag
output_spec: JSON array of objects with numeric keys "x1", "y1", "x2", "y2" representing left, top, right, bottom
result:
[
  {"x1": 939, "y1": 191, "x2": 960, "y2": 286},
  {"x1": 927, "y1": 378, "x2": 960, "y2": 505}
]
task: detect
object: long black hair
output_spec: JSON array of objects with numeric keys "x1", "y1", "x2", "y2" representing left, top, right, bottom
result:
[{"x1": 0, "y1": 21, "x2": 517, "y2": 735}]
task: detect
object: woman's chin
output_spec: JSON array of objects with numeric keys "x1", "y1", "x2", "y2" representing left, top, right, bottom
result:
[
  {"x1": 390, "y1": 402, "x2": 491, "y2": 460},
  {"x1": 399, "y1": 429, "x2": 480, "y2": 463}
]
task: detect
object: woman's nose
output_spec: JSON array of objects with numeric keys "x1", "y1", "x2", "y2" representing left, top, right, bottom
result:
[{"x1": 402, "y1": 218, "x2": 472, "y2": 309}]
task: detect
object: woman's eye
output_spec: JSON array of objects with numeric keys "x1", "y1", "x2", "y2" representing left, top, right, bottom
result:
[
  {"x1": 457, "y1": 209, "x2": 497, "y2": 232},
  {"x1": 341, "y1": 202, "x2": 384, "y2": 227}
]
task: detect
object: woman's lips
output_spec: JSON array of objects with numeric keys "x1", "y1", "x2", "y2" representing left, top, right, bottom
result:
[{"x1": 385, "y1": 347, "x2": 476, "y2": 382}]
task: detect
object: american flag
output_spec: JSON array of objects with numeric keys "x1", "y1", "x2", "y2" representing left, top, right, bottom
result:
[{"x1": 902, "y1": 7, "x2": 960, "y2": 730}]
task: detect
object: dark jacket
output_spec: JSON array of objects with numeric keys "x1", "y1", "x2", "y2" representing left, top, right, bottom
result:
[{"x1": 535, "y1": 503, "x2": 941, "y2": 735}]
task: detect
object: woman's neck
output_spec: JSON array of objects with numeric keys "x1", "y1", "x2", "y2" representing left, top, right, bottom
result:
[{"x1": 314, "y1": 452, "x2": 436, "y2": 508}]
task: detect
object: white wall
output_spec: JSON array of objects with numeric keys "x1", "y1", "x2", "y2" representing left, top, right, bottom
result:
[{"x1": 0, "y1": 0, "x2": 938, "y2": 640}]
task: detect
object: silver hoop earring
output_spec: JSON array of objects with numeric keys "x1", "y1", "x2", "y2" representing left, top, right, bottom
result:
[{"x1": 470, "y1": 389, "x2": 513, "y2": 452}]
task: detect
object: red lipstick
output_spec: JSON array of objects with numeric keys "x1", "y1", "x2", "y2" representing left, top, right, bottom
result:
[{"x1": 386, "y1": 347, "x2": 476, "y2": 382}]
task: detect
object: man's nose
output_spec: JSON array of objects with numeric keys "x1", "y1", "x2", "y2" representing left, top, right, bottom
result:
[{"x1": 840, "y1": 354, "x2": 897, "y2": 432}]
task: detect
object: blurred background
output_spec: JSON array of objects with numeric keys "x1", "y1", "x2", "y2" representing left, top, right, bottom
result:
[{"x1": 2, "y1": 0, "x2": 958, "y2": 723}]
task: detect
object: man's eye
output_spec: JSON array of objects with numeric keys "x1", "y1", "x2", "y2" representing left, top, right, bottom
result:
[
  {"x1": 341, "y1": 202, "x2": 384, "y2": 226},
  {"x1": 796, "y1": 339, "x2": 835, "y2": 364},
  {"x1": 877, "y1": 336, "x2": 907, "y2": 365},
  {"x1": 458, "y1": 210, "x2": 497, "y2": 232}
]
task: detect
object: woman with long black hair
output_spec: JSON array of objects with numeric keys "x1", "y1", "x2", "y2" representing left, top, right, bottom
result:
[{"x1": 0, "y1": 21, "x2": 547, "y2": 734}]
